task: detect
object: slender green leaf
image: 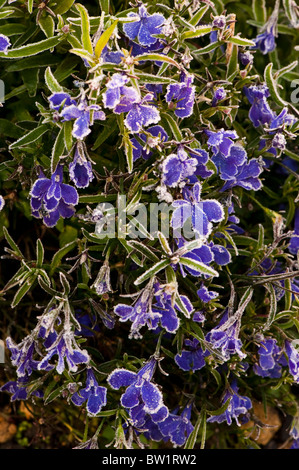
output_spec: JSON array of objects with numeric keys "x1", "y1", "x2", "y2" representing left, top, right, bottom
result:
[
  {"x1": 45, "y1": 67, "x2": 64, "y2": 93},
  {"x1": 94, "y1": 20, "x2": 119, "y2": 59},
  {"x1": 252, "y1": 0, "x2": 267, "y2": 23},
  {"x1": 134, "y1": 259, "x2": 170, "y2": 285},
  {"x1": 228, "y1": 36, "x2": 255, "y2": 47},
  {"x1": 179, "y1": 257, "x2": 219, "y2": 277},
  {"x1": 181, "y1": 25, "x2": 212, "y2": 40},
  {"x1": 9, "y1": 125, "x2": 49, "y2": 149},
  {"x1": 51, "y1": 127, "x2": 65, "y2": 173},
  {"x1": 264, "y1": 63, "x2": 288, "y2": 107},
  {"x1": 76, "y1": 3, "x2": 93, "y2": 55},
  {"x1": 0, "y1": 36, "x2": 63, "y2": 59},
  {"x1": 36, "y1": 239, "x2": 44, "y2": 269}
]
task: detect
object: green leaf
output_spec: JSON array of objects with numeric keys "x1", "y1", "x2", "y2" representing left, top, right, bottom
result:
[
  {"x1": 11, "y1": 274, "x2": 37, "y2": 308},
  {"x1": 263, "y1": 283, "x2": 277, "y2": 331},
  {"x1": 94, "y1": 19, "x2": 119, "y2": 59},
  {"x1": 99, "y1": 0, "x2": 110, "y2": 14},
  {"x1": 50, "y1": 240, "x2": 77, "y2": 275},
  {"x1": 92, "y1": 118, "x2": 118, "y2": 150},
  {"x1": 0, "y1": 36, "x2": 63, "y2": 59},
  {"x1": 45, "y1": 66, "x2": 64, "y2": 93},
  {"x1": 52, "y1": 0, "x2": 76, "y2": 15},
  {"x1": 39, "y1": 12, "x2": 55, "y2": 38},
  {"x1": 192, "y1": 40, "x2": 224, "y2": 56},
  {"x1": 184, "y1": 413, "x2": 203, "y2": 449},
  {"x1": 134, "y1": 72, "x2": 176, "y2": 85},
  {"x1": 189, "y1": 5, "x2": 210, "y2": 26},
  {"x1": 21, "y1": 68, "x2": 39, "y2": 97},
  {"x1": 9, "y1": 125, "x2": 49, "y2": 149},
  {"x1": 264, "y1": 63, "x2": 288, "y2": 107},
  {"x1": 133, "y1": 53, "x2": 181, "y2": 69},
  {"x1": 28, "y1": 0, "x2": 34, "y2": 13},
  {"x1": 2, "y1": 227, "x2": 24, "y2": 258},
  {"x1": 226, "y1": 43, "x2": 239, "y2": 80},
  {"x1": 206, "y1": 397, "x2": 232, "y2": 416},
  {"x1": 126, "y1": 241, "x2": 160, "y2": 263},
  {"x1": 161, "y1": 112, "x2": 183, "y2": 141},
  {"x1": 36, "y1": 239, "x2": 44, "y2": 268},
  {"x1": 228, "y1": 36, "x2": 255, "y2": 47},
  {"x1": 51, "y1": 127, "x2": 65, "y2": 173},
  {"x1": 181, "y1": 25, "x2": 212, "y2": 40},
  {"x1": 275, "y1": 60, "x2": 298, "y2": 80},
  {"x1": 179, "y1": 257, "x2": 219, "y2": 277},
  {"x1": 134, "y1": 259, "x2": 170, "y2": 285},
  {"x1": 252, "y1": 0, "x2": 267, "y2": 23},
  {"x1": 76, "y1": 3, "x2": 93, "y2": 55}
]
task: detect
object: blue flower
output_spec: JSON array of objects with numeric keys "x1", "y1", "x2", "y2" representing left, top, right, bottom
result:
[
  {"x1": 0, "y1": 195, "x2": 5, "y2": 211},
  {"x1": 114, "y1": 284, "x2": 161, "y2": 339},
  {"x1": 207, "y1": 380, "x2": 252, "y2": 426},
  {"x1": 187, "y1": 148, "x2": 214, "y2": 180},
  {"x1": 1, "y1": 376, "x2": 43, "y2": 401},
  {"x1": 69, "y1": 144, "x2": 94, "y2": 188},
  {"x1": 123, "y1": 5, "x2": 165, "y2": 46},
  {"x1": 102, "y1": 73, "x2": 130, "y2": 109},
  {"x1": 239, "y1": 50, "x2": 254, "y2": 66},
  {"x1": 253, "y1": 24, "x2": 276, "y2": 55},
  {"x1": 253, "y1": 338, "x2": 285, "y2": 378},
  {"x1": 61, "y1": 98, "x2": 105, "y2": 140},
  {"x1": 171, "y1": 182, "x2": 225, "y2": 238},
  {"x1": 38, "y1": 329, "x2": 90, "y2": 374},
  {"x1": 212, "y1": 144, "x2": 248, "y2": 181},
  {"x1": 157, "y1": 404, "x2": 194, "y2": 446},
  {"x1": 205, "y1": 128, "x2": 238, "y2": 157},
  {"x1": 107, "y1": 357, "x2": 167, "y2": 420},
  {"x1": 206, "y1": 310, "x2": 246, "y2": 361},
  {"x1": 211, "y1": 87, "x2": 227, "y2": 106},
  {"x1": 243, "y1": 84, "x2": 276, "y2": 128},
  {"x1": 0, "y1": 34, "x2": 11, "y2": 54},
  {"x1": 161, "y1": 146, "x2": 198, "y2": 187},
  {"x1": 131, "y1": 125, "x2": 168, "y2": 162},
  {"x1": 113, "y1": 90, "x2": 160, "y2": 133},
  {"x1": 285, "y1": 341, "x2": 299, "y2": 383},
  {"x1": 165, "y1": 73, "x2": 195, "y2": 119},
  {"x1": 6, "y1": 337, "x2": 46, "y2": 378},
  {"x1": 220, "y1": 158, "x2": 263, "y2": 192},
  {"x1": 197, "y1": 284, "x2": 218, "y2": 303},
  {"x1": 30, "y1": 165, "x2": 78, "y2": 227},
  {"x1": 289, "y1": 209, "x2": 299, "y2": 255},
  {"x1": 71, "y1": 368, "x2": 107, "y2": 416},
  {"x1": 175, "y1": 338, "x2": 208, "y2": 372},
  {"x1": 48, "y1": 92, "x2": 76, "y2": 111},
  {"x1": 101, "y1": 45, "x2": 124, "y2": 64}
]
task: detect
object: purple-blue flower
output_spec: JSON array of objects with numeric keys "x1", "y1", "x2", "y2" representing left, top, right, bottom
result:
[
  {"x1": 102, "y1": 73, "x2": 130, "y2": 109},
  {"x1": 0, "y1": 195, "x2": 5, "y2": 211},
  {"x1": 205, "y1": 128, "x2": 238, "y2": 157},
  {"x1": 187, "y1": 148, "x2": 214, "y2": 180},
  {"x1": 171, "y1": 182, "x2": 225, "y2": 238},
  {"x1": 197, "y1": 284, "x2": 218, "y2": 303},
  {"x1": 107, "y1": 357, "x2": 167, "y2": 420},
  {"x1": 165, "y1": 73, "x2": 195, "y2": 119},
  {"x1": 157, "y1": 404, "x2": 194, "y2": 446},
  {"x1": 243, "y1": 85, "x2": 276, "y2": 128},
  {"x1": 207, "y1": 380, "x2": 252, "y2": 426},
  {"x1": 0, "y1": 34, "x2": 11, "y2": 54},
  {"x1": 123, "y1": 5, "x2": 165, "y2": 46},
  {"x1": 30, "y1": 165, "x2": 78, "y2": 227},
  {"x1": 175, "y1": 338, "x2": 208, "y2": 372},
  {"x1": 38, "y1": 329, "x2": 90, "y2": 374},
  {"x1": 161, "y1": 146, "x2": 197, "y2": 187},
  {"x1": 61, "y1": 98, "x2": 105, "y2": 140},
  {"x1": 253, "y1": 338, "x2": 285, "y2": 378},
  {"x1": 285, "y1": 340, "x2": 299, "y2": 383},
  {"x1": 1, "y1": 376, "x2": 43, "y2": 401},
  {"x1": 253, "y1": 24, "x2": 276, "y2": 55},
  {"x1": 71, "y1": 368, "x2": 107, "y2": 416},
  {"x1": 206, "y1": 310, "x2": 246, "y2": 361},
  {"x1": 212, "y1": 144, "x2": 248, "y2": 181},
  {"x1": 220, "y1": 158, "x2": 263, "y2": 192},
  {"x1": 131, "y1": 125, "x2": 168, "y2": 161},
  {"x1": 289, "y1": 209, "x2": 299, "y2": 255},
  {"x1": 69, "y1": 145, "x2": 94, "y2": 188},
  {"x1": 113, "y1": 90, "x2": 160, "y2": 133},
  {"x1": 49, "y1": 92, "x2": 76, "y2": 111},
  {"x1": 212, "y1": 87, "x2": 227, "y2": 106}
]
